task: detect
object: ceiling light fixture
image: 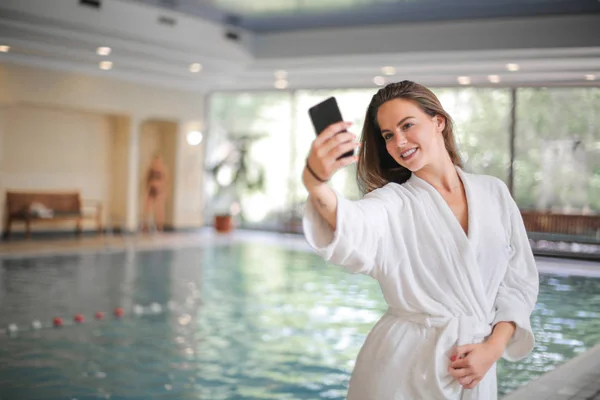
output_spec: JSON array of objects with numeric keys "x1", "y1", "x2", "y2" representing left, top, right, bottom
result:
[
  {"x1": 373, "y1": 76, "x2": 385, "y2": 86},
  {"x1": 274, "y1": 70, "x2": 287, "y2": 79},
  {"x1": 99, "y1": 61, "x2": 113, "y2": 70},
  {"x1": 96, "y1": 46, "x2": 111, "y2": 56},
  {"x1": 381, "y1": 66, "x2": 396, "y2": 76},
  {"x1": 274, "y1": 79, "x2": 288, "y2": 89},
  {"x1": 0, "y1": 45, "x2": 10, "y2": 53},
  {"x1": 585, "y1": 74, "x2": 596, "y2": 81},
  {"x1": 457, "y1": 76, "x2": 471, "y2": 85},
  {"x1": 506, "y1": 63, "x2": 520, "y2": 72},
  {"x1": 488, "y1": 75, "x2": 500, "y2": 83},
  {"x1": 189, "y1": 63, "x2": 202, "y2": 73}
]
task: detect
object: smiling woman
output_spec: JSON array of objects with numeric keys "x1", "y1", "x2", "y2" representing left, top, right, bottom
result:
[
  {"x1": 301, "y1": 80, "x2": 539, "y2": 400},
  {"x1": 358, "y1": 84, "x2": 463, "y2": 194}
]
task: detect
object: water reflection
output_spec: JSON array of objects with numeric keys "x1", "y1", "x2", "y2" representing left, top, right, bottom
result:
[{"x1": 0, "y1": 244, "x2": 599, "y2": 399}]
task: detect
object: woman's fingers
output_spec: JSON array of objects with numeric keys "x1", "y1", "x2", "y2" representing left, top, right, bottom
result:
[
  {"x1": 320, "y1": 131, "x2": 356, "y2": 156},
  {"x1": 329, "y1": 140, "x2": 360, "y2": 161},
  {"x1": 306, "y1": 121, "x2": 356, "y2": 183},
  {"x1": 457, "y1": 374, "x2": 476, "y2": 385},
  {"x1": 331, "y1": 155, "x2": 359, "y2": 171},
  {"x1": 314, "y1": 121, "x2": 353, "y2": 147},
  {"x1": 450, "y1": 357, "x2": 470, "y2": 369},
  {"x1": 464, "y1": 379, "x2": 480, "y2": 389},
  {"x1": 448, "y1": 365, "x2": 471, "y2": 379}
]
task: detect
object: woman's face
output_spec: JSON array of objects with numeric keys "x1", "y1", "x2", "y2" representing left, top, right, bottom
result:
[{"x1": 376, "y1": 98, "x2": 446, "y2": 172}]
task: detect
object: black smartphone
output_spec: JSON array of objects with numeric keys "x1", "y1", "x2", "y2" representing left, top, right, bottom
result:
[{"x1": 308, "y1": 96, "x2": 354, "y2": 159}]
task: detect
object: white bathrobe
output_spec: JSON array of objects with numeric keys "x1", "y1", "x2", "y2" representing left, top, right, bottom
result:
[{"x1": 303, "y1": 167, "x2": 539, "y2": 400}]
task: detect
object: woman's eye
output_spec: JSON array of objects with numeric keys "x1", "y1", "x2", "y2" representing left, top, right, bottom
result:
[
  {"x1": 383, "y1": 133, "x2": 393, "y2": 141},
  {"x1": 402, "y1": 123, "x2": 413, "y2": 130}
]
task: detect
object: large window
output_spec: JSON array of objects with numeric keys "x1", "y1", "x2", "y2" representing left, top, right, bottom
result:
[
  {"x1": 206, "y1": 86, "x2": 600, "y2": 238},
  {"x1": 206, "y1": 92, "x2": 293, "y2": 228},
  {"x1": 515, "y1": 88, "x2": 600, "y2": 212},
  {"x1": 434, "y1": 88, "x2": 512, "y2": 182}
]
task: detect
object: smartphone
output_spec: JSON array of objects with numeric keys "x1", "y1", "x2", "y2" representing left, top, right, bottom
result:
[{"x1": 308, "y1": 96, "x2": 354, "y2": 159}]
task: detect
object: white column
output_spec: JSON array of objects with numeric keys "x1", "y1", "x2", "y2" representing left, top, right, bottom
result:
[
  {"x1": 125, "y1": 117, "x2": 141, "y2": 232},
  {"x1": 172, "y1": 121, "x2": 205, "y2": 229},
  {"x1": 0, "y1": 105, "x2": 7, "y2": 231}
]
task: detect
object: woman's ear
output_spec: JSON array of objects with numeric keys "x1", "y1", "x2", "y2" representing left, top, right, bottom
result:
[{"x1": 434, "y1": 115, "x2": 446, "y2": 133}]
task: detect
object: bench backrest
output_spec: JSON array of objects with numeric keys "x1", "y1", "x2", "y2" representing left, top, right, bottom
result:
[{"x1": 5, "y1": 191, "x2": 81, "y2": 216}]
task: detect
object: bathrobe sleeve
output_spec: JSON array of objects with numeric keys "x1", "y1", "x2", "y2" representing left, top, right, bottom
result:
[
  {"x1": 492, "y1": 190, "x2": 539, "y2": 361},
  {"x1": 302, "y1": 187, "x2": 392, "y2": 276}
]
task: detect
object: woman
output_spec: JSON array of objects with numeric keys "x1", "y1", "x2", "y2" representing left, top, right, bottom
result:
[
  {"x1": 142, "y1": 153, "x2": 169, "y2": 232},
  {"x1": 302, "y1": 81, "x2": 539, "y2": 400}
]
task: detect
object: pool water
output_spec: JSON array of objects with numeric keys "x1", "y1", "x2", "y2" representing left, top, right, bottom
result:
[{"x1": 0, "y1": 243, "x2": 599, "y2": 399}]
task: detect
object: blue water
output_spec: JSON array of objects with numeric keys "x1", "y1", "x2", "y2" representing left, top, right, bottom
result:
[{"x1": 0, "y1": 243, "x2": 599, "y2": 399}]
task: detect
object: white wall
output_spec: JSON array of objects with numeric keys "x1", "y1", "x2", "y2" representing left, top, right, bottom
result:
[
  {"x1": 0, "y1": 63, "x2": 206, "y2": 233},
  {"x1": 0, "y1": 107, "x2": 5, "y2": 224},
  {"x1": 173, "y1": 122, "x2": 204, "y2": 229},
  {"x1": 0, "y1": 63, "x2": 205, "y2": 121},
  {"x1": 0, "y1": 104, "x2": 113, "y2": 232},
  {"x1": 108, "y1": 115, "x2": 130, "y2": 230}
]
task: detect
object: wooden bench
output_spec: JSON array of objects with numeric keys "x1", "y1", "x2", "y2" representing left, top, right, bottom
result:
[{"x1": 2, "y1": 191, "x2": 103, "y2": 239}]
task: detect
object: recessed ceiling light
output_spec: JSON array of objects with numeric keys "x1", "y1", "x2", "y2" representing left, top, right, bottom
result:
[
  {"x1": 488, "y1": 75, "x2": 500, "y2": 83},
  {"x1": 585, "y1": 74, "x2": 596, "y2": 81},
  {"x1": 189, "y1": 63, "x2": 202, "y2": 73},
  {"x1": 506, "y1": 63, "x2": 520, "y2": 72},
  {"x1": 381, "y1": 66, "x2": 396, "y2": 76},
  {"x1": 274, "y1": 79, "x2": 288, "y2": 89},
  {"x1": 99, "y1": 61, "x2": 113, "y2": 70},
  {"x1": 457, "y1": 76, "x2": 471, "y2": 85},
  {"x1": 0, "y1": 45, "x2": 10, "y2": 53},
  {"x1": 373, "y1": 76, "x2": 385, "y2": 86},
  {"x1": 274, "y1": 70, "x2": 287, "y2": 79},
  {"x1": 96, "y1": 46, "x2": 111, "y2": 56}
]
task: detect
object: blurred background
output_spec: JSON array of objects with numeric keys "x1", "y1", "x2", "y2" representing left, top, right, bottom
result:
[
  {"x1": 0, "y1": 1, "x2": 599, "y2": 399},
  {"x1": 0, "y1": 0, "x2": 599, "y2": 253}
]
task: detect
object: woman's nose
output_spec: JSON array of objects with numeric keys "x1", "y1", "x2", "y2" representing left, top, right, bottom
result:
[{"x1": 394, "y1": 131, "x2": 408, "y2": 147}]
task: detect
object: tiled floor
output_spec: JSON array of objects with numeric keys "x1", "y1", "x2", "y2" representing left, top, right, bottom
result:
[
  {"x1": 1, "y1": 229, "x2": 600, "y2": 399},
  {"x1": 0, "y1": 229, "x2": 313, "y2": 260}
]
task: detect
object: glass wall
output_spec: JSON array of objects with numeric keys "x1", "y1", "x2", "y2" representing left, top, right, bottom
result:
[
  {"x1": 205, "y1": 92, "x2": 293, "y2": 229},
  {"x1": 515, "y1": 88, "x2": 600, "y2": 213},
  {"x1": 433, "y1": 88, "x2": 512, "y2": 182},
  {"x1": 205, "y1": 86, "x2": 600, "y2": 250}
]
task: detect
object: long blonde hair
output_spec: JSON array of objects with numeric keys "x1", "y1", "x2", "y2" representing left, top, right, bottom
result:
[{"x1": 357, "y1": 80, "x2": 463, "y2": 194}]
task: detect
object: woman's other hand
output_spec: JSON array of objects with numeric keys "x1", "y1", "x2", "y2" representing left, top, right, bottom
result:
[{"x1": 448, "y1": 342, "x2": 503, "y2": 389}]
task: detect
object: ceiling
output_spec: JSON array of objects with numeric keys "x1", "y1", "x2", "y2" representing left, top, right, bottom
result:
[
  {"x1": 127, "y1": 0, "x2": 600, "y2": 32},
  {"x1": 0, "y1": 0, "x2": 599, "y2": 93}
]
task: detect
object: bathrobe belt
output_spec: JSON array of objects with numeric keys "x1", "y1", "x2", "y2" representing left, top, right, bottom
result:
[{"x1": 385, "y1": 307, "x2": 493, "y2": 346}]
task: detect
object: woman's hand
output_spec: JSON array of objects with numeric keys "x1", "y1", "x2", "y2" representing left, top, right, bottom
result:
[
  {"x1": 448, "y1": 321, "x2": 515, "y2": 389},
  {"x1": 303, "y1": 121, "x2": 359, "y2": 190},
  {"x1": 448, "y1": 342, "x2": 504, "y2": 389}
]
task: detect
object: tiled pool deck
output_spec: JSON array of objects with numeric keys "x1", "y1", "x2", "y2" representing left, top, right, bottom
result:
[{"x1": 1, "y1": 229, "x2": 599, "y2": 399}]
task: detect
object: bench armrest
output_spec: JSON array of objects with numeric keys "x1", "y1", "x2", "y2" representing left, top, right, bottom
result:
[{"x1": 81, "y1": 199, "x2": 103, "y2": 215}]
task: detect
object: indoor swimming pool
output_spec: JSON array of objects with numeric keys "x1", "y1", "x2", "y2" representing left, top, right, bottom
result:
[{"x1": 0, "y1": 242, "x2": 599, "y2": 399}]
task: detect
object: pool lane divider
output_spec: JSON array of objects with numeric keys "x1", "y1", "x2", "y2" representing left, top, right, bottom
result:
[{"x1": 0, "y1": 300, "x2": 188, "y2": 337}]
